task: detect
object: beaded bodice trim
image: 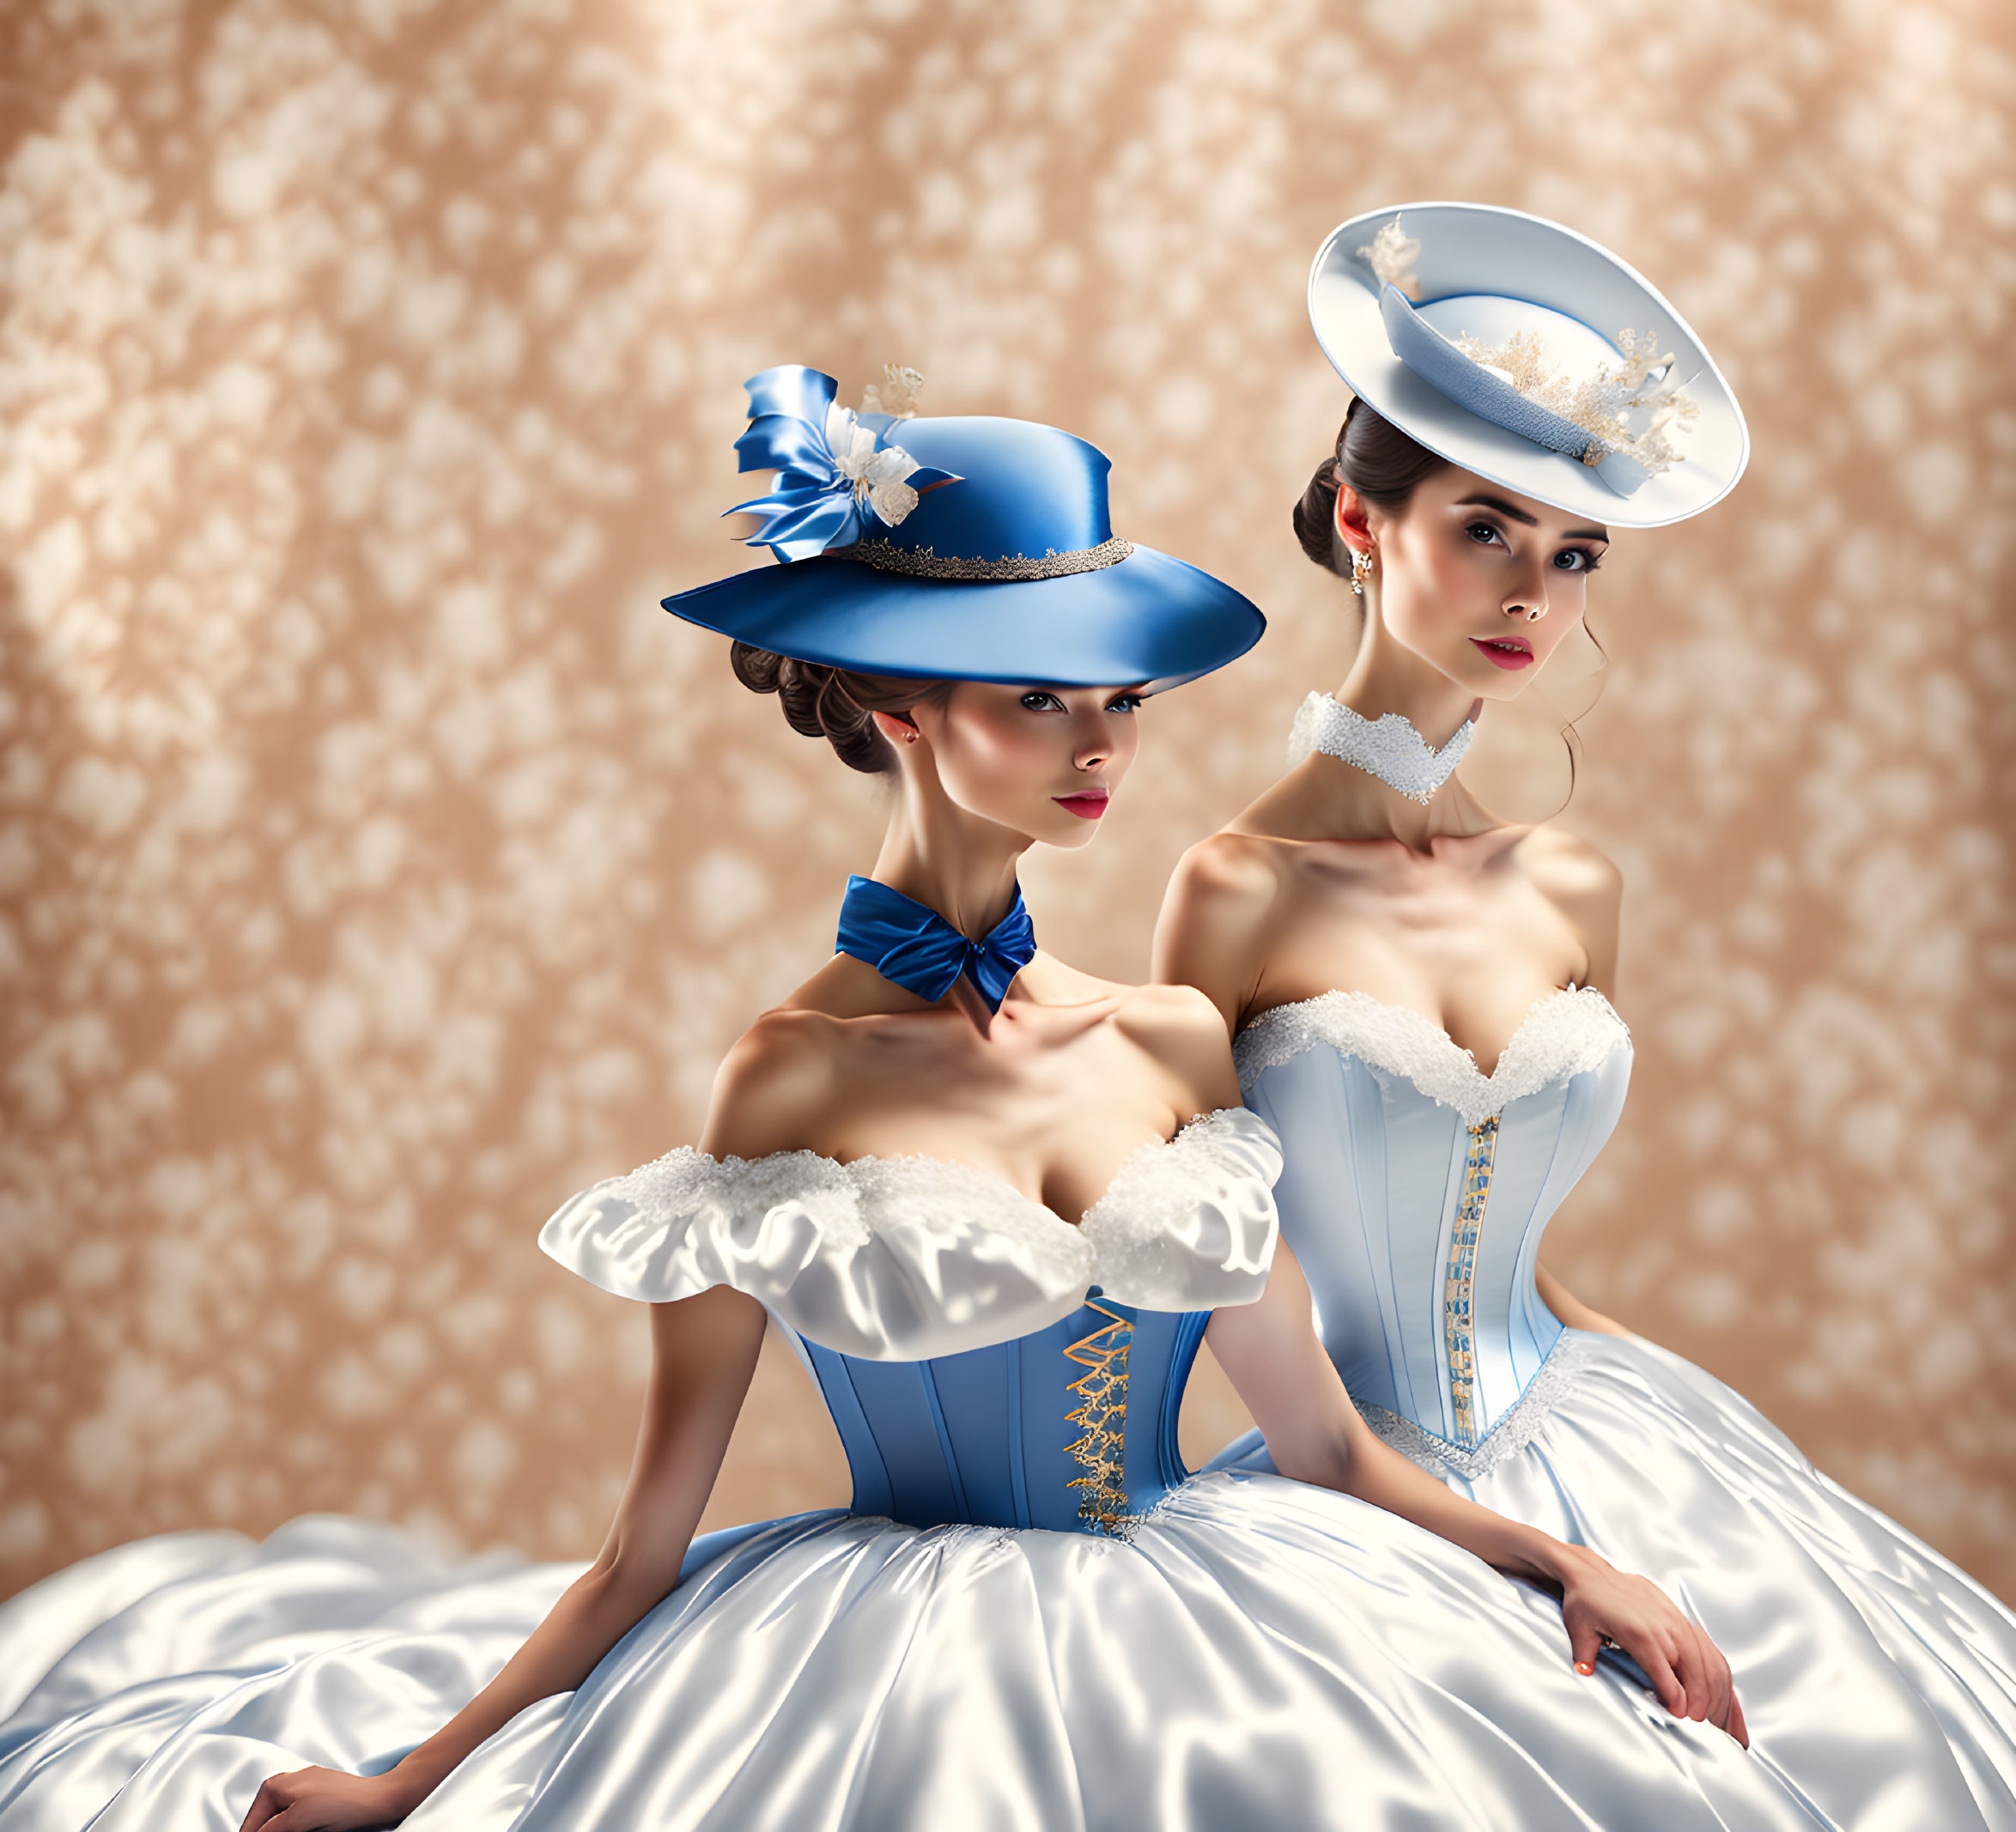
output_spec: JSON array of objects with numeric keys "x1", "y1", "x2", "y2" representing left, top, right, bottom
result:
[
  {"x1": 1443, "y1": 1117, "x2": 1499, "y2": 1448},
  {"x1": 1234, "y1": 986, "x2": 1630, "y2": 1127},
  {"x1": 1360, "y1": 1332, "x2": 1600, "y2": 1482}
]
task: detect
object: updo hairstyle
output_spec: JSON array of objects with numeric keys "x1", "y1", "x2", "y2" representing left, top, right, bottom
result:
[
  {"x1": 1291, "y1": 397, "x2": 1449, "y2": 574},
  {"x1": 730, "y1": 642, "x2": 956, "y2": 774}
]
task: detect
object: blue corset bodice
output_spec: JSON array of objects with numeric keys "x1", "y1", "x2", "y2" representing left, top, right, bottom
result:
[
  {"x1": 1235, "y1": 988, "x2": 1631, "y2": 1456},
  {"x1": 796, "y1": 1300, "x2": 1209, "y2": 1536},
  {"x1": 540, "y1": 1107, "x2": 1284, "y2": 1536}
]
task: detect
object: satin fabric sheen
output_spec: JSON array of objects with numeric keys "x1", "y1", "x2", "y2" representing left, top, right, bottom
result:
[
  {"x1": 661, "y1": 409, "x2": 1266, "y2": 692},
  {"x1": 726, "y1": 366, "x2": 962, "y2": 562},
  {"x1": 534, "y1": 1109, "x2": 1278, "y2": 1360},
  {"x1": 0, "y1": 1488, "x2": 1814, "y2": 1832},
  {"x1": 1217, "y1": 992, "x2": 2016, "y2": 1829},
  {"x1": 1, "y1": 1117, "x2": 1835, "y2": 1829},
  {"x1": 835, "y1": 873, "x2": 1037, "y2": 1012}
]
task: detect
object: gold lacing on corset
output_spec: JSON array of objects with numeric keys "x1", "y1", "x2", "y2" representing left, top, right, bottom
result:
[
  {"x1": 852, "y1": 535, "x2": 1134, "y2": 582},
  {"x1": 1444, "y1": 1116, "x2": 1499, "y2": 1449},
  {"x1": 1064, "y1": 1300, "x2": 1136, "y2": 1537}
]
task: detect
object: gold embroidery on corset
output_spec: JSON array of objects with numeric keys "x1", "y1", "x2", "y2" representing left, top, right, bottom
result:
[
  {"x1": 1064, "y1": 1300, "x2": 1136, "y2": 1536},
  {"x1": 1444, "y1": 1116, "x2": 1499, "y2": 1449}
]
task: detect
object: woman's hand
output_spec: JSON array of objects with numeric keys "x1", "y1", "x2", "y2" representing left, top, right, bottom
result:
[
  {"x1": 1207, "y1": 1247, "x2": 1749, "y2": 1748},
  {"x1": 239, "y1": 1765, "x2": 413, "y2": 1830},
  {"x1": 1554, "y1": 1544, "x2": 1749, "y2": 1747}
]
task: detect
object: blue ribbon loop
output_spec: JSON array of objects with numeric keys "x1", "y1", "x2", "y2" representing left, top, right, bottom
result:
[
  {"x1": 725, "y1": 366, "x2": 961, "y2": 563},
  {"x1": 836, "y1": 875, "x2": 1037, "y2": 1012}
]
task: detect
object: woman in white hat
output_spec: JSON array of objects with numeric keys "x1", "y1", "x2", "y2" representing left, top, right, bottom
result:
[
  {"x1": 3, "y1": 367, "x2": 1810, "y2": 1831},
  {"x1": 1156, "y1": 204, "x2": 2016, "y2": 1828}
]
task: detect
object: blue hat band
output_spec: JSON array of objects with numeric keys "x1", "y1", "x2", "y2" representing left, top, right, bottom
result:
[{"x1": 853, "y1": 534, "x2": 1134, "y2": 583}]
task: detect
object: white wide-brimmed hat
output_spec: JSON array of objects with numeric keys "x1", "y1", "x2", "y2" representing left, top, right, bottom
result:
[{"x1": 1308, "y1": 202, "x2": 1747, "y2": 528}]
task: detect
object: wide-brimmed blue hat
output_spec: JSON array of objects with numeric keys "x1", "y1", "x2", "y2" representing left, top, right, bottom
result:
[
  {"x1": 1309, "y1": 203, "x2": 1747, "y2": 528},
  {"x1": 662, "y1": 367, "x2": 1264, "y2": 690}
]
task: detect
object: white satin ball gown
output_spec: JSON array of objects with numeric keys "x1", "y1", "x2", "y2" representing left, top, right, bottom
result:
[
  {"x1": 1210, "y1": 986, "x2": 2016, "y2": 1829},
  {"x1": 3, "y1": 1108, "x2": 1830, "y2": 1831}
]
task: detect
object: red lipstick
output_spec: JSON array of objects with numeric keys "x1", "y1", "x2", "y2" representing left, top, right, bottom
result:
[
  {"x1": 1054, "y1": 792, "x2": 1109, "y2": 821},
  {"x1": 1470, "y1": 636, "x2": 1535, "y2": 671}
]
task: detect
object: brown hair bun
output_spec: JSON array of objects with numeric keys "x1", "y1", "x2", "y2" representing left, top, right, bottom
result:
[
  {"x1": 729, "y1": 643, "x2": 955, "y2": 773},
  {"x1": 1291, "y1": 397, "x2": 1450, "y2": 576}
]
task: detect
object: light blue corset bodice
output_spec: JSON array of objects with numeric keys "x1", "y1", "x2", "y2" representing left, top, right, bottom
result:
[
  {"x1": 1235, "y1": 989, "x2": 1631, "y2": 1458},
  {"x1": 539, "y1": 1108, "x2": 1282, "y2": 1537}
]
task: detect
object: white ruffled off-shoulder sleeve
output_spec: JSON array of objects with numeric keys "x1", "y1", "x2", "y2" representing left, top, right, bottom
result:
[
  {"x1": 538, "y1": 1147, "x2": 1096, "y2": 1362},
  {"x1": 541, "y1": 1109, "x2": 1283, "y2": 1360},
  {"x1": 1078, "y1": 1107, "x2": 1281, "y2": 1311}
]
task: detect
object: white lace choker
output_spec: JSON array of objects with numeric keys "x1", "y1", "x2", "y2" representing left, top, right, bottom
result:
[{"x1": 1285, "y1": 693, "x2": 1473, "y2": 804}]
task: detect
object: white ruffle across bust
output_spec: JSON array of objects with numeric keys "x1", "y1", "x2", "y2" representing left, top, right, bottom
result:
[{"x1": 538, "y1": 1108, "x2": 1283, "y2": 1361}]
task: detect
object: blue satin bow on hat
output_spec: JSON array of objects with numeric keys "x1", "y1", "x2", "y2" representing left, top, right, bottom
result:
[
  {"x1": 665, "y1": 365, "x2": 1266, "y2": 691},
  {"x1": 727, "y1": 367, "x2": 961, "y2": 562},
  {"x1": 836, "y1": 875, "x2": 1037, "y2": 1012}
]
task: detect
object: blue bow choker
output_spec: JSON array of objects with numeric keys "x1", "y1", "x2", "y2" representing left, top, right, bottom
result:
[{"x1": 836, "y1": 876, "x2": 1038, "y2": 1013}]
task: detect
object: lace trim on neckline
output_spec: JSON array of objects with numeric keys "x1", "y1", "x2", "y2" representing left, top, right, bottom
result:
[
  {"x1": 1234, "y1": 986, "x2": 1629, "y2": 1126},
  {"x1": 695, "y1": 1104, "x2": 1272, "y2": 1233},
  {"x1": 1359, "y1": 1332, "x2": 1599, "y2": 1482},
  {"x1": 537, "y1": 1107, "x2": 1281, "y2": 1356}
]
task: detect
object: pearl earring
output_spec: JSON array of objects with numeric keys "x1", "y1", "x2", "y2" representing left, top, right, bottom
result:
[{"x1": 1350, "y1": 544, "x2": 1374, "y2": 598}]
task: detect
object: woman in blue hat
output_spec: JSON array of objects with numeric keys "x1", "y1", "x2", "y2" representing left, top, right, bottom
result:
[
  {"x1": 1157, "y1": 206, "x2": 2016, "y2": 1828},
  {"x1": 6, "y1": 367, "x2": 1826, "y2": 1830}
]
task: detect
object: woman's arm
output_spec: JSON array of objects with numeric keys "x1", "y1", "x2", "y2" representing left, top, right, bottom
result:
[
  {"x1": 241, "y1": 1021, "x2": 834, "y2": 1829},
  {"x1": 1535, "y1": 1263, "x2": 1635, "y2": 1338},
  {"x1": 1205, "y1": 1246, "x2": 1746, "y2": 1746},
  {"x1": 240, "y1": 1287, "x2": 768, "y2": 1831},
  {"x1": 1518, "y1": 828, "x2": 1640, "y2": 1341}
]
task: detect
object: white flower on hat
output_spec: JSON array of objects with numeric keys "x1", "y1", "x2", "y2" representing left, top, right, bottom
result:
[
  {"x1": 1454, "y1": 324, "x2": 1698, "y2": 483},
  {"x1": 824, "y1": 401, "x2": 926, "y2": 525},
  {"x1": 1358, "y1": 217, "x2": 1421, "y2": 300},
  {"x1": 860, "y1": 363, "x2": 925, "y2": 418}
]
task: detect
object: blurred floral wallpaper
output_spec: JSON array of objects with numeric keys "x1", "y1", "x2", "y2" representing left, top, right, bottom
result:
[{"x1": 3, "y1": 0, "x2": 2012, "y2": 1605}]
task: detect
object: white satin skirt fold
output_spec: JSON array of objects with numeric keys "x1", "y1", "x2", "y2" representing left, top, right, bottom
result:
[
  {"x1": 1472, "y1": 1333, "x2": 2016, "y2": 1827},
  {"x1": 0, "y1": 1479, "x2": 1832, "y2": 1832},
  {"x1": 1221, "y1": 1331, "x2": 2016, "y2": 1829},
  {"x1": 0, "y1": 1517, "x2": 581, "y2": 1832}
]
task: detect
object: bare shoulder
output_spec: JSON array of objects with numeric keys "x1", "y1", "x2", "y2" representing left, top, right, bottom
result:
[
  {"x1": 1113, "y1": 980, "x2": 1231, "y2": 1050},
  {"x1": 1512, "y1": 823, "x2": 1623, "y2": 907},
  {"x1": 1165, "y1": 829, "x2": 1293, "y2": 914},
  {"x1": 1111, "y1": 980, "x2": 1241, "y2": 1112},
  {"x1": 1508, "y1": 824, "x2": 1622, "y2": 989},
  {"x1": 700, "y1": 1008, "x2": 847, "y2": 1161},
  {"x1": 1156, "y1": 831, "x2": 1292, "y2": 966},
  {"x1": 1154, "y1": 831, "x2": 1299, "y2": 1022}
]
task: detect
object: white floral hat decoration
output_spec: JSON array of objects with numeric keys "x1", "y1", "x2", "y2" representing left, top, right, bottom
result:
[{"x1": 1308, "y1": 203, "x2": 1747, "y2": 527}]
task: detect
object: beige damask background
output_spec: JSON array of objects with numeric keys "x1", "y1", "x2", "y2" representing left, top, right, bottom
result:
[{"x1": 3, "y1": 0, "x2": 2013, "y2": 1606}]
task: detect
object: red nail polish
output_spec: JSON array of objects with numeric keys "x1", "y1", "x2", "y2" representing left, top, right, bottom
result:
[{"x1": 1575, "y1": 1660, "x2": 1595, "y2": 1676}]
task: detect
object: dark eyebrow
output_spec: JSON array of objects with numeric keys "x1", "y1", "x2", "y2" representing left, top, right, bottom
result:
[
  {"x1": 1455, "y1": 493, "x2": 1538, "y2": 525},
  {"x1": 1456, "y1": 493, "x2": 1608, "y2": 543}
]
